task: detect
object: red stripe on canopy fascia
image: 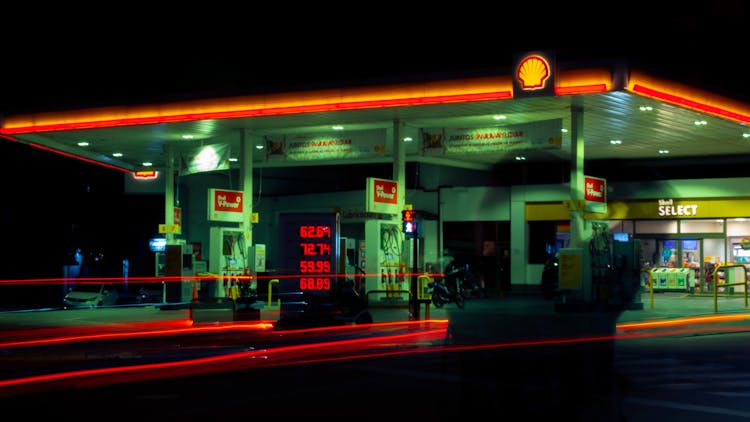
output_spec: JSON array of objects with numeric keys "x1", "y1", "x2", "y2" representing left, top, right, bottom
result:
[
  {"x1": 2, "y1": 135, "x2": 129, "y2": 172},
  {"x1": 27, "y1": 142, "x2": 131, "y2": 172},
  {"x1": 555, "y1": 84, "x2": 608, "y2": 95},
  {"x1": 0, "y1": 91, "x2": 513, "y2": 135},
  {"x1": 0, "y1": 134, "x2": 20, "y2": 143},
  {"x1": 632, "y1": 84, "x2": 750, "y2": 124}
]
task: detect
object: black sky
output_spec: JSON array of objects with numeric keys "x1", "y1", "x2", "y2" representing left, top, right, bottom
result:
[{"x1": 2, "y1": 3, "x2": 749, "y2": 115}]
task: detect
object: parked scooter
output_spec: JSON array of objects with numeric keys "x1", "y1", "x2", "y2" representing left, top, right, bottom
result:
[{"x1": 429, "y1": 275, "x2": 465, "y2": 309}]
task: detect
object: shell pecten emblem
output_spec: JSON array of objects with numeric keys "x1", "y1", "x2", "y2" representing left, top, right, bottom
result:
[{"x1": 517, "y1": 55, "x2": 550, "y2": 90}]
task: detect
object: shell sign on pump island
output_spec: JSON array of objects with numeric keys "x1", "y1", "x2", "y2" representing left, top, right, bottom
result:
[
  {"x1": 584, "y1": 175, "x2": 607, "y2": 213},
  {"x1": 366, "y1": 177, "x2": 399, "y2": 214},
  {"x1": 208, "y1": 188, "x2": 244, "y2": 222}
]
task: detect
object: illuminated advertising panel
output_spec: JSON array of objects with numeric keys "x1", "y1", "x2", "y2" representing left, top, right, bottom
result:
[
  {"x1": 278, "y1": 212, "x2": 340, "y2": 322},
  {"x1": 421, "y1": 119, "x2": 563, "y2": 157},
  {"x1": 181, "y1": 143, "x2": 231, "y2": 175},
  {"x1": 264, "y1": 129, "x2": 387, "y2": 162}
]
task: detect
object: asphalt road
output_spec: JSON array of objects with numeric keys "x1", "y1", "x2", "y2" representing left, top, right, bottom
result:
[{"x1": 3, "y1": 293, "x2": 750, "y2": 421}]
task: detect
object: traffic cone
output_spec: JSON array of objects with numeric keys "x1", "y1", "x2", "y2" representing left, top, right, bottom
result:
[{"x1": 192, "y1": 280, "x2": 199, "y2": 301}]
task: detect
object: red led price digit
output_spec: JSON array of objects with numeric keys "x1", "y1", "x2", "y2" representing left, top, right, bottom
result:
[
  {"x1": 299, "y1": 260, "x2": 331, "y2": 273},
  {"x1": 300, "y1": 277, "x2": 331, "y2": 291},
  {"x1": 300, "y1": 243, "x2": 332, "y2": 256},
  {"x1": 299, "y1": 225, "x2": 332, "y2": 238}
]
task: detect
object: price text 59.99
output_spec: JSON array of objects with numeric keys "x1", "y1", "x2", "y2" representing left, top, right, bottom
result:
[{"x1": 299, "y1": 260, "x2": 331, "y2": 273}]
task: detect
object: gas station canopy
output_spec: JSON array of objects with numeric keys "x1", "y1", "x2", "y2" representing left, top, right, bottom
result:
[{"x1": 2, "y1": 54, "x2": 750, "y2": 180}]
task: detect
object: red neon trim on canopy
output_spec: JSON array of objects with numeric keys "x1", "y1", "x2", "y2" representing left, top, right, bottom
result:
[
  {"x1": 0, "y1": 91, "x2": 513, "y2": 135},
  {"x1": 555, "y1": 84, "x2": 608, "y2": 95},
  {"x1": 632, "y1": 84, "x2": 750, "y2": 124},
  {"x1": 28, "y1": 142, "x2": 131, "y2": 173},
  {"x1": 0, "y1": 134, "x2": 20, "y2": 143}
]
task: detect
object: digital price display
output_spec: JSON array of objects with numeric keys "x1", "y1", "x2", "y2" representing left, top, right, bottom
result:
[{"x1": 278, "y1": 212, "x2": 339, "y2": 322}]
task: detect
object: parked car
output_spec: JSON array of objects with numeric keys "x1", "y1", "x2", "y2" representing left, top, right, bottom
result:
[
  {"x1": 63, "y1": 283, "x2": 119, "y2": 308},
  {"x1": 136, "y1": 286, "x2": 164, "y2": 304}
]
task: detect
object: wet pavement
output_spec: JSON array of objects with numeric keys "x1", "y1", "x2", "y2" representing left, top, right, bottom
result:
[
  {"x1": 1, "y1": 290, "x2": 748, "y2": 333},
  {"x1": 3, "y1": 290, "x2": 749, "y2": 421},
  {"x1": 371, "y1": 290, "x2": 750, "y2": 323}
]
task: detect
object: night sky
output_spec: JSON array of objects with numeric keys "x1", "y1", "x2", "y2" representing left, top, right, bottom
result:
[{"x1": 2, "y1": 2, "x2": 749, "y2": 114}]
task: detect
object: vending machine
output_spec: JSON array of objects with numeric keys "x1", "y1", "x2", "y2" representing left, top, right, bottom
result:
[{"x1": 157, "y1": 242, "x2": 195, "y2": 303}]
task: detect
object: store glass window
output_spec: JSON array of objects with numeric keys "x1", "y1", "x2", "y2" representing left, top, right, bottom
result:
[
  {"x1": 680, "y1": 219, "x2": 724, "y2": 234},
  {"x1": 703, "y1": 238, "x2": 726, "y2": 265},
  {"x1": 726, "y1": 218, "x2": 750, "y2": 236},
  {"x1": 727, "y1": 219, "x2": 750, "y2": 265},
  {"x1": 528, "y1": 221, "x2": 566, "y2": 264},
  {"x1": 609, "y1": 220, "x2": 633, "y2": 237},
  {"x1": 635, "y1": 220, "x2": 677, "y2": 234}
]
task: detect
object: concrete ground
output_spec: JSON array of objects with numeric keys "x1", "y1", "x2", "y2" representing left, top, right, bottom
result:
[{"x1": 1, "y1": 290, "x2": 748, "y2": 333}]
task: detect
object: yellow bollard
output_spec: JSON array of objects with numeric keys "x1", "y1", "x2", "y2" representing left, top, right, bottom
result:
[{"x1": 268, "y1": 279, "x2": 280, "y2": 308}]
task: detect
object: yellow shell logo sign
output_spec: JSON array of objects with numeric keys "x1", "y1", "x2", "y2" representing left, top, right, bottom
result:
[{"x1": 517, "y1": 55, "x2": 550, "y2": 90}]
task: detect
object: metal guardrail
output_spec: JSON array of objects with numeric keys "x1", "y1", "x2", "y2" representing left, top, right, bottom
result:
[
  {"x1": 713, "y1": 264, "x2": 749, "y2": 312},
  {"x1": 365, "y1": 288, "x2": 435, "y2": 320},
  {"x1": 646, "y1": 265, "x2": 749, "y2": 312},
  {"x1": 366, "y1": 289, "x2": 412, "y2": 305}
]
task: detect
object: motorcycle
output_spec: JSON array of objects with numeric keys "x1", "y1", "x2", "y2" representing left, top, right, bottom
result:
[
  {"x1": 457, "y1": 263, "x2": 489, "y2": 299},
  {"x1": 429, "y1": 277, "x2": 465, "y2": 309}
]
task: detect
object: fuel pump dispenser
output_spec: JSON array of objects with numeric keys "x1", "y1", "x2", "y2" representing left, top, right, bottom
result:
[
  {"x1": 162, "y1": 242, "x2": 195, "y2": 303},
  {"x1": 209, "y1": 227, "x2": 248, "y2": 299},
  {"x1": 612, "y1": 234, "x2": 644, "y2": 309},
  {"x1": 363, "y1": 219, "x2": 403, "y2": 304}
]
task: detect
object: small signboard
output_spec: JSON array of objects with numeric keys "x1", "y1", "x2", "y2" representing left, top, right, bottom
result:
[
  {"x1": 559, "y1": 248, "x2": 583, "y2": 290},
  {"x1": 366, "y1": 177, "x2": 399, "y2": 214},
  {"x1": 208, "y1": 188, "x2": 244, "y2": 222},
  {"x1": 584, "y1": 175, "x2": 607, "y2": 213}
]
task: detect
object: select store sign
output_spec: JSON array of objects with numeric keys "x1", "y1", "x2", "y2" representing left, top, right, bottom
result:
[{"x1": 657, "y1": 199, "x2": 698, "y2": 217}]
